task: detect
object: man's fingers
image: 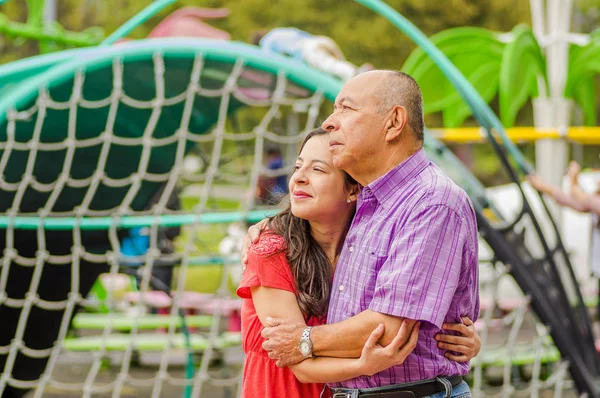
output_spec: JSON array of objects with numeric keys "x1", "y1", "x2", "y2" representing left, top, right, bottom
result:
[
  {"x1": 364, "y1": 324, "x2": 385, "y2": 349},
  {"x1": 444, "y1": 352, "x2": 469, "y2": 363},
  {"x1": 435, "y1": 334, "x2": 471, "y2": 345},
  {"x1": 261, "y1": 339, "x2": 273, "y2": 351},
  {"x1": 268, "y1": 351, "x2": 277, "y2": 359},
  {"x1": 441, "y1": 323, "x2": 470, "y2": 335},
  {"x1": 261, "y1": 327, "x2": 274, "y2": 339},
  {"x1": 460, "y1": 316, "x2": 474, "y2": 326},
  {"x1": 438, "y1": 342, "x2": 470, "y2": 353},
  {"x1": 265, "y1": 317, "x2": 284, "y2": 327}
]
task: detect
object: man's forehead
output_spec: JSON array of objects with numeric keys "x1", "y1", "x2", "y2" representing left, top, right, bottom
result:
[{"x1": 337, "y1": 76, "x2": 380, "y2": 103}]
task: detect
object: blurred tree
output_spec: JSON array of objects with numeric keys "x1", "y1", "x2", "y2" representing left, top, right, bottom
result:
[{"x1": 1, "y1": 0, "x2": 531, "y2": 70}]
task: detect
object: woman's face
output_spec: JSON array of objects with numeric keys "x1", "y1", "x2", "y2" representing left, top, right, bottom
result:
[{"x1": 289, "y1": 135, "x2": 356, "y2": 224}]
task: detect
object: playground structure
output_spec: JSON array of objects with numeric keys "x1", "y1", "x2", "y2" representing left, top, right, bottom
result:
[{"x1": 0, "y1": 0, "x2": 599, "y2": 397}]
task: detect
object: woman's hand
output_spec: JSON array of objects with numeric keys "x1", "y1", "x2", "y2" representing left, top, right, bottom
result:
[
  {"x1": 435, "y1": 316, "x2": 480, "y2": 362},
  {"x1": 355, "y1": 321, "x2": 420, "y2": 376}
]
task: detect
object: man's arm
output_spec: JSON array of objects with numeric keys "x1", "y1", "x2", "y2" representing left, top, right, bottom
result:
[
  {"x1": 260, "y1": 311, "x2": 416, "y2": 366},
  {"x1": 310, "y1": 310, "x2": 415, "y2": 358}
]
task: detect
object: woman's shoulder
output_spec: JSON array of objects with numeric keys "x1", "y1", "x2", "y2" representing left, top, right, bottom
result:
[{"x1": 250, "y1": 232, "x2": 287, "y2": 257}]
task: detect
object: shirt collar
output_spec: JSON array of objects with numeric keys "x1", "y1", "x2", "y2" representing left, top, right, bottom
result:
[{"x1": 361, "y1": 148, "x2": 429, "y2": 208}]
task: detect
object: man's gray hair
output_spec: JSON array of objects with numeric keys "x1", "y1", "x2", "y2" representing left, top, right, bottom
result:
[{"x1": 375, "y1": 71, "x2": 425, "y2": 141}]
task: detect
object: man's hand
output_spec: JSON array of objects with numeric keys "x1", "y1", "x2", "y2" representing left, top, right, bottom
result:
[
  {"x1": 435, "y1": 316, "x2": 480, "y2": 362},
  {"x1": 241, "y1": 219, "x2": 269, "y2": 266},
  {"x1": 261, "y1": 317, "x2": 306, "y2": 367}
]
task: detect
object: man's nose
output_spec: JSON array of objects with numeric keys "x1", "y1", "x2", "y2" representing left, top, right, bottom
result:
[{"x1": 322, "y1": 113, "x2": 340, "y2": 132}]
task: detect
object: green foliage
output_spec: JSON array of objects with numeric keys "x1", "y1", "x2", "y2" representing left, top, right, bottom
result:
[
  {"x1": 0, "y1": 0, "x2": 531, "y2": 72},
  {"x1": 498, "y1": 24, "x2": 547, "y2": 127},
  {"x1": 565, "y1": 29, "x2": 600, "y2": 126},
  {"x1": 403, "y1": 27, "x2": 505, "y2": 127}
]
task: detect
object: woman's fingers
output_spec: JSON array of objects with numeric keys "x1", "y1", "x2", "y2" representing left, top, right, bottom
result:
[
  {"x1": 388, "y1": 321, "x2": 418, "y2": 351},
  {"x1": 364, "y1": 324, "x2": 385, "y2": 349},
  {"x1": 437, "y1": 342, "x2": 471, "y2": 354}
]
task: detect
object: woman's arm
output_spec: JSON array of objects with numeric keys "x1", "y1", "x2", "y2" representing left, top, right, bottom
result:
[
  {"x1": 251, "y1": 286, "x2": 418, "y2": 383},
  {"x1": 289, "y1": 322, "x2": 419, "y2": 383}
]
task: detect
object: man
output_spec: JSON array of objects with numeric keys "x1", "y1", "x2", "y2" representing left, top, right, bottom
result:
[
  {"x1": 251, "y1": 27, "x2": 373, "y2": 82},
  {"x1": 245, "y1": 70, "x2": 479, "y2": 397}
]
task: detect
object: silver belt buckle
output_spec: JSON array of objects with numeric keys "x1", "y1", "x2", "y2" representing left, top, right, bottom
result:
[{"x1": 332, "y1": 390, "x2": 358, "y2": 398}]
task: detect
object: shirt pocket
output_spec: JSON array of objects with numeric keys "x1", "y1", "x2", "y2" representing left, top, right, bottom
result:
[{"x1": 343, "y1": 248, "x2": 387, "y2": 317}]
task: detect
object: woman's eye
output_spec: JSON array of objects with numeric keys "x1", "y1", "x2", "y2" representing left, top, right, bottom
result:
[{"x1": 314, "y1": 168, "x2": 324, "y2": 173}]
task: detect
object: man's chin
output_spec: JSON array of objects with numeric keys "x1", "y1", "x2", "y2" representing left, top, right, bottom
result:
[{"x1": 332, "y1": 155, "x2": 346, "y2": 170}]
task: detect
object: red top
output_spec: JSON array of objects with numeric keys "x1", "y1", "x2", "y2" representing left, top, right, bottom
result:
[{"x1": 237, "y1": 234, "x2": 328, "y2": 398}]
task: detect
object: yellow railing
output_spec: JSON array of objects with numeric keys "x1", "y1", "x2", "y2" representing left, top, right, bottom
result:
[{"x1": 430, "y1": 127, "x2": 600, "y2": 144}]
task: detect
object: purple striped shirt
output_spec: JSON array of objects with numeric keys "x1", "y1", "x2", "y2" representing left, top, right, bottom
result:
[{"x1": 327, "y1": 148, "x2": 479, "y2": 388}]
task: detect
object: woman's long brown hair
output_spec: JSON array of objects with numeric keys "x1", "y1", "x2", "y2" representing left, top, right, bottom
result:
[{"x1": 266, "y1": 128, "x2": 357, "y2": 319}]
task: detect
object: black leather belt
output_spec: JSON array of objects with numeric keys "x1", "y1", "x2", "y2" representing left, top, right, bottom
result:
[{"x1": 330, "y1": 376, "x2": 463, "y2": 398}]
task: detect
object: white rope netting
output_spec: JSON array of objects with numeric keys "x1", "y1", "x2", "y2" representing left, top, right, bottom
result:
[
  {"x1": 0, "y1": 51, "x2": 325, "y2": 398},
  {"x1": 0, "y1": 48, "x2": 587, "y2": 398}
]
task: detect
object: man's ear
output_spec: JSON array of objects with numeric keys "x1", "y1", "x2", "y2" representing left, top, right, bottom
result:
[
  {"x1": 348, "y1": 184, "x2": 361, "y2": 202},
  {"x1": 385, "y1": 105, "x2": 408, "y2": 142}
]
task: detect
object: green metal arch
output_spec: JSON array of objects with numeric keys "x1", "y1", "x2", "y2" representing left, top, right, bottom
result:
[
  {"x1": 0, "y1": 38, "x2": 342, "y2": 127},
  {"x1": 356, "y1": 0, "x2": 532, "y2": 173}
]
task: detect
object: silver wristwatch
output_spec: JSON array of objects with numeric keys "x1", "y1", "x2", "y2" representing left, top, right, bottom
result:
[{"x1": 298, "y1": 326, "x2": 313, "y2": 358}]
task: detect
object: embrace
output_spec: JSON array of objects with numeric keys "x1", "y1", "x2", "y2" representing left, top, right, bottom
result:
[{"x1": 237, "y1": 70, "x2": 480, "y2": 398}]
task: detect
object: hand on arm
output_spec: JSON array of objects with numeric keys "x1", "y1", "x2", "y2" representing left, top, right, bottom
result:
[
  {"x1": 253, "y1": 287, "x2": 420, "y2": 383},
  {"x1": 262, "y1": 310, "x2": 418, "y2": 365},
  {"x1": 290, "y1": 321, "x2": 420, "y2": 383}
]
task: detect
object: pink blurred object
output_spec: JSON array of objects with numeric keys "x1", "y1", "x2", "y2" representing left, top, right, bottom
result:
[
  {"x1": 149, "y1": 7, "x2": 231, "y2": 40},
  {"x1": 125, "y1": 291, "x2": 172, "y2": 308},
  {"x1": 197, "y1": 298, "x2": 243, "y2": 332},
  {"x1": 177, "y1": 292, "x2": 214, "y2": 309},
  {"x1": 196, "y1": 298, "x2": 243, "y2": 314}
]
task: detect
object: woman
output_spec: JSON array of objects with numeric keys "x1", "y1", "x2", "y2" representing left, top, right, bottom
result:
[{"x1": 237, "y1": 128, "x2": 480, "y2": 398}]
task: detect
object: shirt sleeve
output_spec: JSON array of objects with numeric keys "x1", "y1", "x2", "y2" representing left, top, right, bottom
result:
[
  {"x1": 368, "y1": 204, "x2": 472, "y2": 328},
  {"x1": 236, "y1": 236, "x2": 295, "y2": 299}
]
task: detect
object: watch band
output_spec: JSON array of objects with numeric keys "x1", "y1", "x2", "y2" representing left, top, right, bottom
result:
[{"x1": 299, "y1": 326, "x2": 313, "y2": 357}]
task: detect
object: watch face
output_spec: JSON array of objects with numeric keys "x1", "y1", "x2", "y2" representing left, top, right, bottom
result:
[{"x1": 299, "y1": 341, "x2": 310, "y2": 356}]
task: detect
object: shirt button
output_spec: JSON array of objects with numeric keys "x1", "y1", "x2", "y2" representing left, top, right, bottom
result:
[
  {"x1": 349, "y1": 246, "x2": 354, "y2": 253},
  {"x1": 339, "y1": 285, "x2": 345, "y2": 291}
]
